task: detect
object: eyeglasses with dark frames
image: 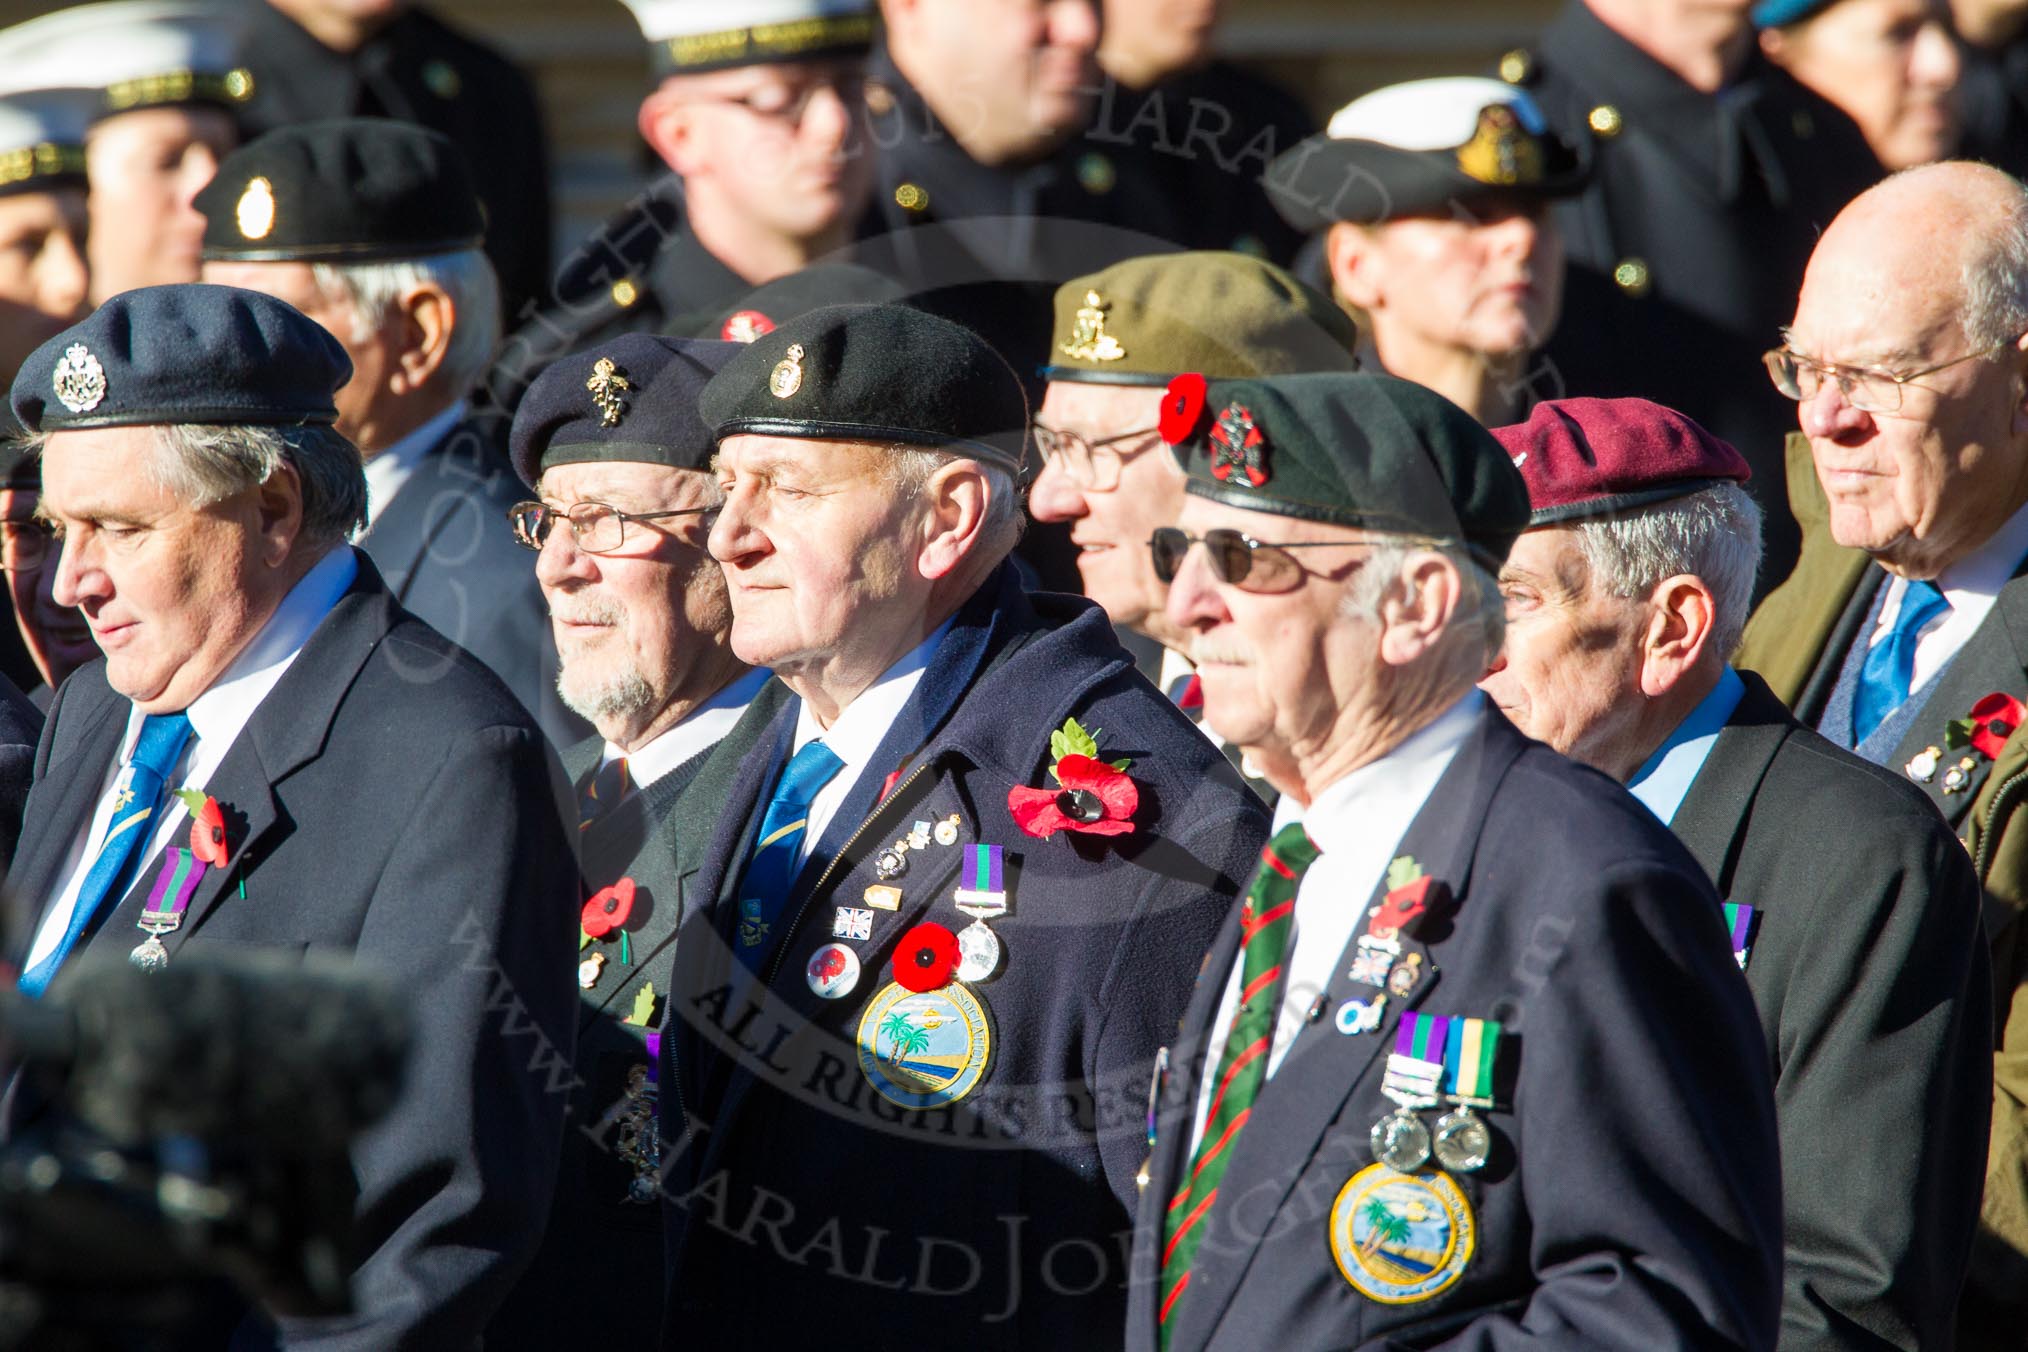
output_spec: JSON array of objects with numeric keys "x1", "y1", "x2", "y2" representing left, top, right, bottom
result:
[
  {"x1": 507, "y1": 500, "x2": 714, "y2": 554},
  {"x1": 1149, "y1": 526, "x2": 1374, "y2": 593}
]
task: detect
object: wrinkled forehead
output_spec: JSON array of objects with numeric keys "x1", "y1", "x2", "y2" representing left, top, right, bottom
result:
[
  {"x1": 714, "y1": 432, "x2": 890, "y2": 482},
  {"x1": 1792, "y1": 212, "x2": 1970, "y2": 362}
]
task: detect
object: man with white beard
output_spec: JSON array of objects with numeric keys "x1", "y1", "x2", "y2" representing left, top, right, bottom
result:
[{"x1": 489, "y1": 332, "x2": 774, "y2": 1351}]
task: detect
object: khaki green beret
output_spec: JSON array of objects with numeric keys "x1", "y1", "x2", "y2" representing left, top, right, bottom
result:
[{"x1": 1040, "y1": 251, "x2": 1357, "y2": 388}]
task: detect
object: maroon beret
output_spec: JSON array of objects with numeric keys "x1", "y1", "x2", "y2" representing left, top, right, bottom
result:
[{"x1": 1492, "y1": 397, "x2": 1751, "y2": 526}]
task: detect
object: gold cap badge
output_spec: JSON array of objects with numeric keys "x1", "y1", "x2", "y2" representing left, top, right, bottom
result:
[
  {"x1": 1455, "y1": 104, "x2": 1543, "y2": 187},
  {"x1": 770, "y1": 343, "x2": 806, "y2": 399},
  {"x1": 236, "y1": 176, "x2": 276, "y2": 241},
  {"x1": 586, "y1": 356, "x2": 632, "y2": 427},
  {"x1": 52, "y1": 343, "x2": 105, "y2": 414},
  {"x1": 1059, "y1": 291, "x2": 1126, "y2": 363}
]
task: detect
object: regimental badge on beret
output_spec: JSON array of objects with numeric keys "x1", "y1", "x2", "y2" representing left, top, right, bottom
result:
[
  {"x1": 51, "y1": 343, "x2": 105, "y2": 415},
  {"x1": 236, "y1": 175, "x2": 275, "y2": 241},
  {"x1": 722, "y1": 309, "x2": 775, "y2": 343},
  {"x1": 1208, "y1": 402, "x2": 1269, "y2": 487},
  {"x1": 770, "y1": 343, "x2": 806, "y2": 399},
  {"x1": 1059, "y1": 290, "x2": 1126, "y2": 363},
  {"x1": 585, "y1": 357, "x2": 633, "y2": 428}
]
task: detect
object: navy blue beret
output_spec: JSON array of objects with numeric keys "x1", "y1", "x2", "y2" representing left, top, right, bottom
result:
[
  {"x1": 10, "y1": 284, "x2": 351, "y2": 434},
  {"x1": 509, "y1": 334, "x2": 740, "y2": 490},
  {"x1": 699, "y1": 304, "x2": 1028, "y2": 474}
]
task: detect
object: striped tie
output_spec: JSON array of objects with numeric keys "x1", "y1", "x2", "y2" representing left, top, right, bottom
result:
[
  {"x1": 21, "y1": 711, "x2": 193, "y2": 996},
  {"x1": 1159, "y1": 822, "x2": 1319, "y2": 1341},
  {"x1": 578, "y1": 756, "x2": 631, "y2": 830},
  {"x1": 734, "y1": 739, "x2": 844, "y2": 971}
]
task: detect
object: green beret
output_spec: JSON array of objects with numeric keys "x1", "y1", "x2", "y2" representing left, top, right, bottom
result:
[
  {"x1": 700, "y1": 304, "x2": 1028, "y2": 475},
  {"x1": 1164, "y1": 371, "x2": 1529, "y2": 565},
  {"x1": 196, "y1": 119, "x2": 485, "y2": 263},
  {"x1": 1041, "y1": 251, "x2": 1357, "y2": 387}
]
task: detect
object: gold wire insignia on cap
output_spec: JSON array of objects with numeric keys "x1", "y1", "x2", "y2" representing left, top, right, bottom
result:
[
  {"x1": 236, "y1": 176, "x2": 276, "y2": 241},
  {"x1": 52, "y1": 343, "x2": 105, "y2": 414},
  {"x1": 1456, "y1": 104, "x2": 1543, "y2": 187},
  {"x1": 771, "y1": 343, "x2": 806, "y2": 399},
  {"x1": 1059, "y1": 290, "x2": 1126, "y2": 363},
  {"x1": 586, "y1": 357, "x2": 633, "y2": 427}
]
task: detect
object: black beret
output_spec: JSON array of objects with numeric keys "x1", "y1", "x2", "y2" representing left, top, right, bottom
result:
[
  {"x1": 1267, "y1": 79, "x2": 1586, "y2": 232},
  {"x1": 10, "y1": 283, "x2": 351, "y2": 434},
  {"x1": 1163, "y1": 371, "x2": 1530, "y2": 566},
  {"x1": 687, "y1": 263, "x2": 908, "y2": 343},
  {"x1": 196, "y1": 118, "x2": 485, "y2": 263},
  {"x1": 699, "y1": 304, "x2": 1028, "y2": 474},
  {"x1": 510, "y1": 334, "x2": 740, "y2": 490}
]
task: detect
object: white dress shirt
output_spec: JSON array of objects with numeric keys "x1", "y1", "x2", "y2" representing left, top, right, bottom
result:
[
  {"x1": 788, "y1": 618, "x2": 954, "y2": 869},
  {"x1": 595, "y1": 667, "x2": 773, "y2": 790},
  {"x1": 1188, "y1": 691, "x2": 1483, "y2": 1154},
  {"x1": 360, "y1": 400, "x2": 465, "y2": 530},
  {"x1": 1874, "y1": 496, "x2": 2028, "y2": 697},
  {"x1": 27, "y1": 547, "x2": 359, "y2": 969}
]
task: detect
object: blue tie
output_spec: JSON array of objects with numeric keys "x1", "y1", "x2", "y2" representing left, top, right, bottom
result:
[
  {"x1": 21, "y1": 712, "x2": 193, "y2": 996},
  {"x1": 1853, "y1": 579, "x2": 1951, "y2": 746},
  {"x1": 734, "y1": 739, "x2": 844, "y2": 970}
]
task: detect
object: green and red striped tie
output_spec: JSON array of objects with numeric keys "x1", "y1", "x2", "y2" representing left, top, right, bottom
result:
[{"x1": 1159, "y1": 822, "x2": 1319, "y2": 1342}]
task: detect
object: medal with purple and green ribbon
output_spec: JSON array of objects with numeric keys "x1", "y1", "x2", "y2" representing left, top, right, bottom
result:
[
  {"x1": 1434, "y1": 1016, "x2": 1501, "y2": 1172},
  {"x1": 130, "y1": 846, "x2": 207, "y2": 971},
  {"x1": 1372, "y1": 1012, "x2": 1447, "y2": 1171},
  {"x1": 953, "y1": 842, "x2": 1006, "y2": 982},
  {"x1": 1723, "y1": 903, "x2": 1757, "y2": 970}
]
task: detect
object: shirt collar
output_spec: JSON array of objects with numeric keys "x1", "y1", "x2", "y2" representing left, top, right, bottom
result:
[
  {"x1": 362, "y1": 400, "x2": 465, "y2": 525},
  {"x1": 1935, "y1": 493, "x2": 2028, "y2": 603},
  {"x1": 792, "y1": 616, "x2": 956, "y2": 770},
  {"x1": 602, "y1": 666, "x2": 772, "y2": 789},
  {"x1": 1300, "y1": 690, "x2": 1484, "y2": 857},
  {"x1": 1627, "y1": 664, "x2": 1745, "y2": 824}
]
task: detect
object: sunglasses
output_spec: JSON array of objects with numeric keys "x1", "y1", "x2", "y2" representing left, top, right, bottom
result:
[{"x1": 1148, "y1": 526, "x2": 1372, "y2": 593}]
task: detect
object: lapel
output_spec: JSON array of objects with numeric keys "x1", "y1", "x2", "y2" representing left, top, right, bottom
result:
[
  {"x1": 1883, "y1": 575, "x2": 2028, "y2": 827},
  {"x1": 83, "y1": 558, "x2": 402, "y2": 961},
  {"x1": 6, "y1": 682, "x2": 126, "y2": 963},
  {"x1": 1796, "y1": 564, "x2": 1885, "y2": 725},
  {"x1": 1668, "y1": 672, "x2": 1794, "y2": 897},
  {"x1": 1162, "y1": 711, "x2": 1526, "y2": 1352},
  {"x1": 357, "y1": 424, "x2": 461, "y2": 605}
]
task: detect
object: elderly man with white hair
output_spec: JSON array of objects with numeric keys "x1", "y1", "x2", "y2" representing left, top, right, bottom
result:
[
  {"x1": 197, "y1": 116, "x2": 580, "y2": 744},
  {"x1": 1133, "y1": 369, "x2": 1781, "y2": 1350},
  {"x1": 1484, "y1": 394, "x2": 1991, "y2": 1352}
]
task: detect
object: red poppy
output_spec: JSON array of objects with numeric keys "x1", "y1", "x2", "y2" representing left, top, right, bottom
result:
[
  {"x1": 1160, "y1": 372, "x2": 1208, "y2": 445},
  {"x1": 1370, "y1": 875, "x2": 1438, "y2": 938},
  {"x1": 581, "y1": 877, "x2": 638, "y2": 939},
  {"x1": 177, "y1": 791, "x2": 228, "y2": 867},
  {"x1": 1969, "y1": 692, "x2": 2026, "y2": 760},
  {"x1": 1007, "y1": 754, "x2": 1140, "y2": 839},
  {"x1": 893, "y1": 922, "x2": 959, "y2": 992}
]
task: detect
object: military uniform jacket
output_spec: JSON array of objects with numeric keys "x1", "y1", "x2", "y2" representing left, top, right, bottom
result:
[
  {"x1": 356, "y1": 415, "x2": 586, "y2": 748},
  {"x1": 5, "y1": 554, "x2": 580, "y2": 1351},
  {"x1": 655, "y1": 567, "x2": 1269, "y2": 1348},
  {"x1": 1508, "y1": 2, "x2": 1881, "y2": 590},
  {"x1": 1669, "y1": 671, "x2": 1991, "y2": 1352},
  {"x1": 0, "y1": 671, "x2": 40, "y2": 872},
  {"x1": 1127, "y1": 707, "x2": 1782, "y2": 1352},
  {"x1": 237, "y1": 4, "x2": 554, "y2": 320},
  {"x1": 1738, "y1": 439, "x2": 2028, "y2": 1351}
]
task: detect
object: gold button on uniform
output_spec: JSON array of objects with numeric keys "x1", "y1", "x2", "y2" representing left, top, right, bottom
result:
[
  {"x1": 1588, "y1": 104, "x2": 1623, "y2": 137},
  {"x1": 1613, "y1": 258, "x2": 1651, "y2": 296},
  {"x1": 610, "y1": 279, "x2": 639, "y2": 308},
  {"x1": 1499, "y1": 49, "x2": 1532, "y2": 84},
  {"x1": 895, "y1": 182, "x2": 930, "y2": 212}
]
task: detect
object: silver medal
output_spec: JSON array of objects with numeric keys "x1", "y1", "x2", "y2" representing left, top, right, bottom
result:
[
  {"x1": 1370, "y1": 1107, "x2": 1431, "y2": 1172},
  {"x1": 1432, "y1": 1105, "x2": 1491, "y2": 1173},
  {"x1": 956, "y1": 919, "x2": 1002, "y2": 983},
  {"x1": 129, "y1": 933, "x2": 169, "y2": 972}
]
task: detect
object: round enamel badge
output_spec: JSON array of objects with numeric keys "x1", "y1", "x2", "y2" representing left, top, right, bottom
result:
[
  {"x1": 855, "y1": 980, "x2": 991, "y2": 1110},
  {"x1": 1327, "y1": 1163, "x2": 1476, "y2": 1304}
]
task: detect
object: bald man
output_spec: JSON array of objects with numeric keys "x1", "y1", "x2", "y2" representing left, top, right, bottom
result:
[{"x1": 1738, "y1": 159, "x2": 2028, "y2": 1350}]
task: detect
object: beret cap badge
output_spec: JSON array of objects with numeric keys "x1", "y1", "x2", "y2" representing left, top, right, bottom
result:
[
  {"x1": 51, "y1": 343, "x2": 105, "y2": 415},
  {"x1": 1059, "y1": 290, "x2": 1126, "y2": 363},
  {"x1": 235, "y1": 175, "x2": 276, "y2": 241},
  {"x1": 585, "y1": 356, "x2": 633, "y2": 428},
  {"x1": 1208, "y1": 401, "x2": 1269, "y2": 487},
  {"x1": 770, "y1": 343, "x2": 806, "y2": 399}
]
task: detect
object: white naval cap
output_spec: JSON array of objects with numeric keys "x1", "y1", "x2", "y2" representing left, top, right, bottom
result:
[
  {"x1": 1326, "y1": 77, "x2": 1552, "y2": 151},
  {"x1": 0, "y1": 1, "x2": 251, "y2": 119},
  {"x1": 0, "y1": 89, "x2": 94, "y2": 197},
  {"x1": 618, "y1": 0, "x2": 875, "y2": 76}
]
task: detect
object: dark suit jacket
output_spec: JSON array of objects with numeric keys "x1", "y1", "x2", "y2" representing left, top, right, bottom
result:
[
  {"x1": 489, "y1": 680, "x2": 789, "y2": 1352},
  {"x1": 5, "y1": 553, "x2": 579, "y2": 1350},
  {"x1": 1669, "y1": 672, "x2": 1990, "y2": 1351},
  {"x1": 656, "y1": 567, "x2": 1269, "y2": 1347},
  {"x1": 0, "y1": 671, "x2": 41, "y2": 875},
  {"x1": 357, "y1": 416, "x2": 586, "y2": 749},
  {"x1": 1128, "y1": 708, "x2": 1782, "y2": 1352}
]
